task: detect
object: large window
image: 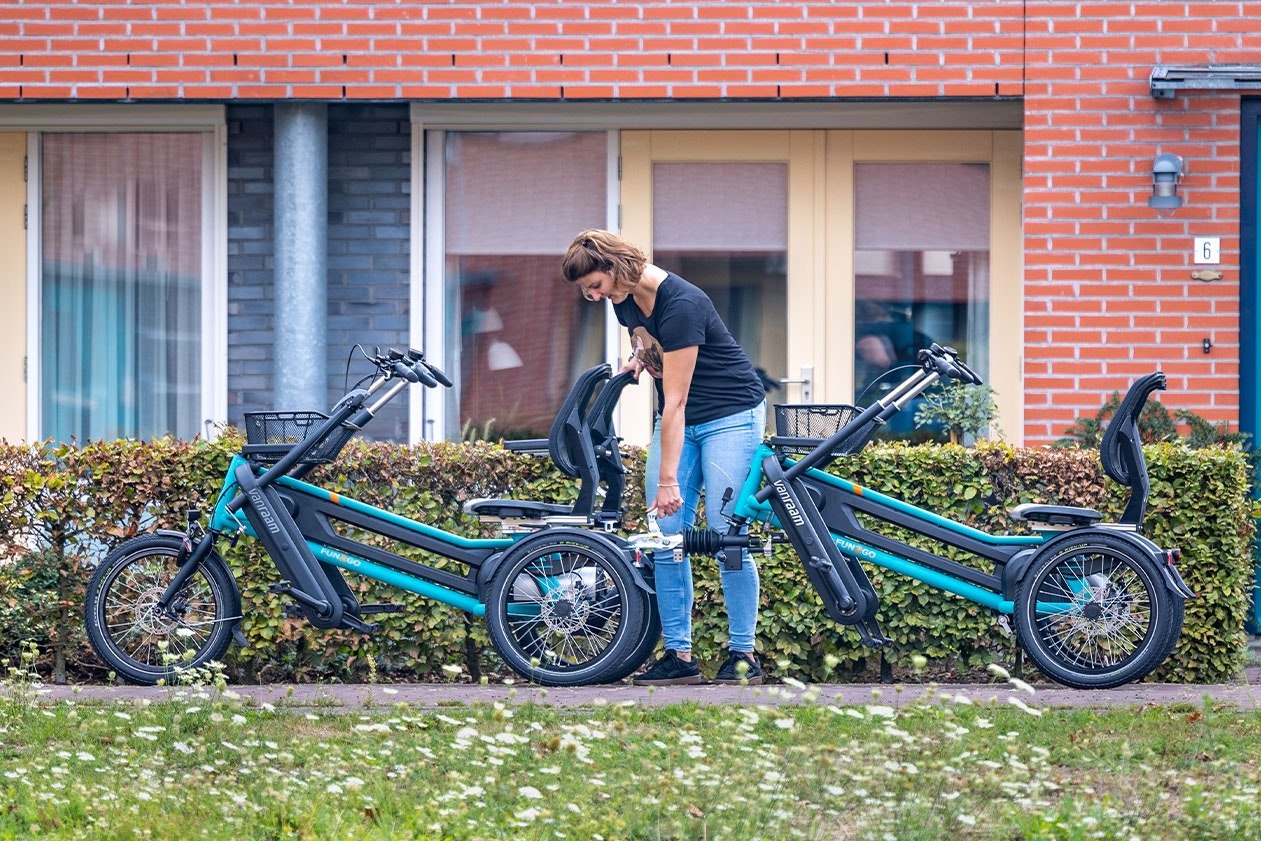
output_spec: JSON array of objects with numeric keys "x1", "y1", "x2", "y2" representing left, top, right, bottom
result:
[
  {"x1": 40, "y1": 132, "x2": 208, "y2": 442},
  {"x1": 854, "y1": 162, "x2": 991, "y2": 439},
  {"x1": 441, "y1": 131, "x2": 608, "y2": 440},
  {"x1": 652, "y1": 161, "x2": 788, "y2": 423}
]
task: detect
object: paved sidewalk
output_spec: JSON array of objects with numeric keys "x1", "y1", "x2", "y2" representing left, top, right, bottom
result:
[{"x1": 15, "y1": 666, "x2": 1261, "y2": 711}]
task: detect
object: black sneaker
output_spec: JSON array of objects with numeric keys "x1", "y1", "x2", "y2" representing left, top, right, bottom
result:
[
  {"x1": 713, "y1": 651, "x2": 763, "y2": 685},
  {"x1": 631, "y1": 650, "x2": 704, "y2": 686}
]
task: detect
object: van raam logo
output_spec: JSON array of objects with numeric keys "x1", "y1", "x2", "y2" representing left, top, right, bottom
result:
[
  {"x1": 249, "y1": 491, "x2": 282, "y2": 535},
  {"x1": 773, "y1": 481, "x2": 805, "y2": 526}
]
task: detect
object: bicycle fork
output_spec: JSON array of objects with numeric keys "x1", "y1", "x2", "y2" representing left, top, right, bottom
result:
[{"x1": 760, "y1": 456, "x2": 889, "y2": 648}]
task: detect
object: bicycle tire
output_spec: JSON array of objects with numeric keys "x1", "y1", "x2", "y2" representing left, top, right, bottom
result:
[
  {"x1": 1013, "y1": 533, "x2": 1180, "y2": 689},
  {"x1": 84, "y1": 534, "x2": 240, "y2": 686},
  {"x1": 485, "y1": 534, "x2": 645, "y2": 687},
  {"x1": 595, "y1": 592, "x2": 661, "y2": 684}
]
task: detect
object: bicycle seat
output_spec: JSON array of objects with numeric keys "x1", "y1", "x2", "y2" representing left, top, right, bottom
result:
[
  {"x1": 1099, "y1": 371, "x2": 1166, "y2": 528},
  {"x1": 1009, "y1": 502, "x2": 1104, "y2": 529},
  {"x1": 467, "y1": 364, "x2": 634, "y2": 528}
]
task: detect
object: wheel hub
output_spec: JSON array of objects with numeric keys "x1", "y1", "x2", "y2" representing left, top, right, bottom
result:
[
  {"x1": 541, "y1": 593, "x2": 591, "y2": 635},
  {"x1": 133, "y1": 586, "x2": 182, "y2": 635},
  {"x1": 1066, "y1": 576, "x2": 1134, "y2": 642}
]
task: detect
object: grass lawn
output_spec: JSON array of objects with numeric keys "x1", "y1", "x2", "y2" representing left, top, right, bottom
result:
[{"x1": 1, "y1": 672, "x2": 1260, "y2": 840}]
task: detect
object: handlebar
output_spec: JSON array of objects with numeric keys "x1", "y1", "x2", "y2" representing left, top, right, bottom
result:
[
  {"x1": 404, "y1": 348, "x2": 452, "y2": 388},
  {"x1": 918, "y1": 343, "x2": 982, "y2": 385}
]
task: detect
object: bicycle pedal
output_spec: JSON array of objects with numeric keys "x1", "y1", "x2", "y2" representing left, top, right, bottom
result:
[
  {"x1": 358, "y1": 603, "x2": 402, "y2": 615},
  {"x1": 283, "y1": 603, "x2": 305, "y2": 619}
]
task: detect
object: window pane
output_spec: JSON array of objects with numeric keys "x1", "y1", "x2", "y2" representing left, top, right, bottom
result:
[
  {"x1": 444, "y1": 131, "x2": 607, "y2": 439},
  {"x1": 652, "y1": 162, "x2": 788, "y2": 422},
  {"x1": 41, "y1": 133, "x2": 203, "y2": 441},
  {"x1": 854, "y1": 163, "x2": 990, "y2": 440}
]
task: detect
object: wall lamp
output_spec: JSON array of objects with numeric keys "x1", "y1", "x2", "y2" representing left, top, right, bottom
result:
[{"x1": 1147, "y1": 153, "x2": 1184, "y2": 209}]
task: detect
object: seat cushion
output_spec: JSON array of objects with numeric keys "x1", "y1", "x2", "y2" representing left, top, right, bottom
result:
[
  {"x1": 463, "y1": 498, "x2": 574, "y2": 520},
  {"x1": 1009, "y1": 503, "x2": 1104, "y2": 528}
]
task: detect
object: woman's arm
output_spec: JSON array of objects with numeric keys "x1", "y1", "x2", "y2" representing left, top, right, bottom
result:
[{"x1": 650, "y1": 345, "x2": 698, "y2": 517}]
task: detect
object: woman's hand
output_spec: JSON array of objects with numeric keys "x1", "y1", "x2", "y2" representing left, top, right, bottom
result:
[{"x1": 649, "y1": 483, "x2": 683, "y2": 518}]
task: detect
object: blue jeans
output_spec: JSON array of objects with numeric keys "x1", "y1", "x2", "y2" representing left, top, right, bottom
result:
[{"x1": 645, "y1": 400, "x2": 766, "y2": 654}]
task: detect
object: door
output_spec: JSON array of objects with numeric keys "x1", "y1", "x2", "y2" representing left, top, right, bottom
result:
[
  {"x1": 619, "y1": 131, "x2": 822, "y2": 444},
  {"x1": 0, "y1": 133, "x2": 25, "y2": 441},
  {"x1": 1240, "y1": 98, "x2": 1260, "y2": 634},
  {"x1": 618, "y1": 129, "x2": 1022, "y2": 447}
]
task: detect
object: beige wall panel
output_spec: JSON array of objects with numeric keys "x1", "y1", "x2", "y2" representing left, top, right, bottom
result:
[{"x1": 0, "y1": 133, "x2": 24, "y2": 442}]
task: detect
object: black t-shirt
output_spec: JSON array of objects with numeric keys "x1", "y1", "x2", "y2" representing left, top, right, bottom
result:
[{"x1": 613, "y1": 272, "x2": 766, "y2": 425}]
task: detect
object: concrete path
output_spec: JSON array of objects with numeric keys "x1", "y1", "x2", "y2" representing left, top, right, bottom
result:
[{"x1": 15, "y1": 666, "x2": 1261, "y2": 711}]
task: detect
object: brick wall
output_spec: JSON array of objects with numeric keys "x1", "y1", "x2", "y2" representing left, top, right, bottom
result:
[
  {"x1": 1021, "y1": 2, "x2": 1257, "y2": 442},
  {"x1": 6, "y1": 2, "x2": 1261, "y2": 444},
  {"x1": 226, "y1": 102, "x2": 410, "y2": 439},
  {"x1": 0, "y1": 2, "x2": 1026, "y2": 99},
  {"x1": 225, "y1": 103, "x2": 275, "y2": 426}
]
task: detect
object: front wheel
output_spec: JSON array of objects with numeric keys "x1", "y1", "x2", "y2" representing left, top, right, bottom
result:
[
  {"x1": 1013, "y1": 534, "x2": 1181, "y2": 689},
  {"x1": 485, "y1": 535, "x2": 645, "y2": 686},
  {"x1": 84, "y1": 534, "x2": 240, "y2": 685}
]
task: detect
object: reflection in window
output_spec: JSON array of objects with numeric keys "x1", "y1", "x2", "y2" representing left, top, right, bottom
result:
[
  {"x1": 443, "y1": 132, "x2": 607, "y2": 440},
  {"x1": 41, "y1": 133, "x2": 203, "y2": 442},
  {"x1": 855, "y1": 162, "x2": 990, "y2": 440},
  {"x1": 652, "y1": 162, "x2": 788, "y2": 414}
]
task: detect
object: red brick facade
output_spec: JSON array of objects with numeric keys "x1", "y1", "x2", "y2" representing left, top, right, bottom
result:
[{"x1": 3, "y1": 1, "x2": 1258, "y2": 443}]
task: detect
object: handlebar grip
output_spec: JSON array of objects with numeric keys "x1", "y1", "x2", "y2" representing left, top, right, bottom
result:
[
  {"x1": 403, "y1": 347, "x2": 454, "y2": 388},
  {"x1": 391, "y1": 361, "x2": 420, "y2": 383},
  {"x1": 423, "y1": 361, "x2": 453, "y2": 388},
  {"x1": 410, "y1": 362, "x2": 439, "y2": 388}
]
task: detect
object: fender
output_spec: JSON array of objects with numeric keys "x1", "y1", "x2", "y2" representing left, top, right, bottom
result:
[
  {"x1": 475, "y1": 527, "x2": 654, "y2": 601},
  {"x1": 1000, "y1": 526, "x2": 1191, "y2": 601}
]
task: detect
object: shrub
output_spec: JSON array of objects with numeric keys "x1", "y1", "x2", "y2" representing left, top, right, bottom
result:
[{"x1": 0, "y1": 435, "x2": 1251, "y2": 685}]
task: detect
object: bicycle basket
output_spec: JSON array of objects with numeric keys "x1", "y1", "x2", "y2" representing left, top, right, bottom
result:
[
  {"x1": 770, "y1": 404, "x2": 873, "y2": 457},
  {"x1": 242, "y1": 411, "x2": 355, "y2": 467}
]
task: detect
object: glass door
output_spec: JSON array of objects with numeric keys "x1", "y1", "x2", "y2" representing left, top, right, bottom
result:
[{"x1": 619, "y1": 131, "x2": 822, "y2": 442}]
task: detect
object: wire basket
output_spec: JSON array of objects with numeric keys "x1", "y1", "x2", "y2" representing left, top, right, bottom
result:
[
  {"x1": 242, "y1": 411, "x2": 355, "y2": 466},
  {"x1": 770, "y1": 403, "x2": 872, "y2": 457}
]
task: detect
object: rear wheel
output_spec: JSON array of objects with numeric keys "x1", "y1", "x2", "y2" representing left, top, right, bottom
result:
[
  {"x1": 485, "y1": 535, "x2": 645, "y2": 686},
  {"x1": 84, "y1": 534, "x2": 240, "y2": 685},
  {"x1": 1013, "y1": 534, "x2": 1180, "y2": 689},
  {"x1": 595, "y1": 592, "x2": 661, "y2": 684}
]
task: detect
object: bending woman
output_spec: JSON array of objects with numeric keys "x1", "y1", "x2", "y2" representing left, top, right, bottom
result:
[{"x1": 562, "y1": 229, "x2": 767, "y2": 686}]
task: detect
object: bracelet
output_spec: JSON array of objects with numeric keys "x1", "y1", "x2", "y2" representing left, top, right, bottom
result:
[{"x1": 658, "y1": 482, "x2": 679, "y2": 488}]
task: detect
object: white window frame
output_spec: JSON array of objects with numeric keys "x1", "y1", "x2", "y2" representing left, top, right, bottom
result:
[
  {"x1": 0, "y1": 105, "x2": 228, "y2": 440},
  {"x1": 408, "y1": 102, "x2": 1022, "y2": 444},
  {"x1": 409, "y1": 122, "x2": 620, "y2": 443}
]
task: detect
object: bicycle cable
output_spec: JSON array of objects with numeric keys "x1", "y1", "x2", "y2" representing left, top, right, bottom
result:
[{"x1": 854, "y1": 364, "x2": 922, "y2": 407}]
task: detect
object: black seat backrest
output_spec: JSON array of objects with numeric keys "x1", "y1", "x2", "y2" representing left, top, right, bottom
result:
[
  {"x1": 1099, "y1": 371, "x2": 1166, "y2": 527},
  {"x1": 548, "y1": 363, "x2": 611, "y2": 480},
  {"x1": 585, "y1": 369, "x2": 637, "y2": 514}
]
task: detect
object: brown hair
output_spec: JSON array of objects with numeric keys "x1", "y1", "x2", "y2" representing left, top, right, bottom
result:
[{"x1": 561, "y1": 229, "x2": 647, "y2": 288}]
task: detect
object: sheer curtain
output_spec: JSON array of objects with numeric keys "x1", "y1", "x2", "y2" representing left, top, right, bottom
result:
[
  {"x1": 443, "y1": 131, "x2": 607, "y2": 439},
  {"x1": 41, "y1": 133, "x2": 202, "y2": 442},
  {"x1": 853, "y1": 162, "x2": 991, "y2": 424}
]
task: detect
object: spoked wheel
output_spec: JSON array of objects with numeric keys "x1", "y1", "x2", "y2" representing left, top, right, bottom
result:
[
  {"x1": 595, "y1": 592, "x2": 661, "y2": 684},
  {"x1": 485, "y1": 535, "x2": 645, "y2": 686},
  {"x1": 1013, "y1": 534, "x2": 1182, "y2": 689},
  {"x1": 84, "y1": 534, "x2": 240, "y2": 686}
]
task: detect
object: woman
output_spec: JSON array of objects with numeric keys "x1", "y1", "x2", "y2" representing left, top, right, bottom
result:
[{"x1": 561, "y1": 230, "x2": 767, "y2": 685}]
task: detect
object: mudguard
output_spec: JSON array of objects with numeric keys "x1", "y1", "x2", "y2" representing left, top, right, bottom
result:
[
  {"x1": 475, "y1": 527, "x2": 654, "y2": 601},
  {"x1": 1000, "y1": 526, "x2": 1191, "y2": 601}
]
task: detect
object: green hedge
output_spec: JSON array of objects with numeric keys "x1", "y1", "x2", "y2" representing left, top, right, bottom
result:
[{"x1": 0, "y1": 436, "x2": 1252, "y2": 684}]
